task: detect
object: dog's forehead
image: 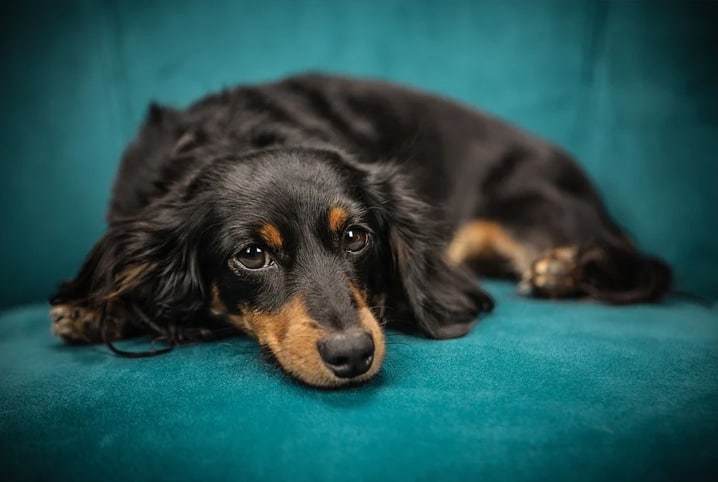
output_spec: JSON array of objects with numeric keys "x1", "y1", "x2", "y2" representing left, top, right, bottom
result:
[{"x1": 216, "y1": 150, "x2": 363, "y2": 230}]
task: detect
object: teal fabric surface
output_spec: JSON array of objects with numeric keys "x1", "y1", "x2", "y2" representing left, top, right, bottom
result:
[
  {"x1": 1, "y1": 282, "x2": 717, "y2": 481},
  {"x1": 0, "y1": 0, "x2": 717, "y2": 308},
  {"x1": 2, "y1": 1, "x2": 718, "y2": 481}
]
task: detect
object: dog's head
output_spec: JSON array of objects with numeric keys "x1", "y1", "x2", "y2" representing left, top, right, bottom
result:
[{"x1": 52, "y1": 147, "x2": 492, "y2": 387}]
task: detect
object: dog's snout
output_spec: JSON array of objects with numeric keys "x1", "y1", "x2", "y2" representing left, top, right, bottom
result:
[{"x1": 318, "y1": 331, "x2": 374, "y2": 378}]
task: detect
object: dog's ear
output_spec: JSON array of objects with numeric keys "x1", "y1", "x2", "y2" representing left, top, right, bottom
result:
[
  {"x1": 361, "y1": 164, "x2": 494, "y2": 339},
  {"x1": 50, "y1": 199, "x2": 207, "y2": 333}
]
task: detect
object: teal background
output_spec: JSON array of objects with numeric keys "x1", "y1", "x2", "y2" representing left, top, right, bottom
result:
[
  {"x1": 0, "y1": 0, "x2": 717, "y2": 307},
  {"x1": 1, "y1": 1, "x2": 717, "y2": 481}
]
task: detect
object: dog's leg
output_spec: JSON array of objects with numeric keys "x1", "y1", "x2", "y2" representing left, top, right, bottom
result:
[
  {"x1": 447, "y1": 140, "x2": 673, "y2": 303},
  {"x1": 448, "y1": 219, "x2": 670, "y2": 303},
  {"x1": 447, "y1": 225, "x2": 581, "y2": 299}
]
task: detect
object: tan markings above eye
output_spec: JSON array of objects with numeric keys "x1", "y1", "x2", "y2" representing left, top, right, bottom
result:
[
  {"x1": 258, "y1": 223, "x2": 283, "y2": 250},
  {"x1": 328, "y1": 206, "x2": 349, "y2": 233}
]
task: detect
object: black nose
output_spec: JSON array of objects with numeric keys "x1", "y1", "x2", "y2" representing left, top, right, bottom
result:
[{"x1": 318, "y1": 331, "x2": 374, "y2": 378}]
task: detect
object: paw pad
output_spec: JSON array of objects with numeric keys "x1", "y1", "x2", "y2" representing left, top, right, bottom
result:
[{"x1": 519, "y1": 246, "x2": 581, "y2": 298}]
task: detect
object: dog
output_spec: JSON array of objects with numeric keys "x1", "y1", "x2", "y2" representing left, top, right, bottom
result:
[{"x1": 49, "y1": 73, "x2": 671, "y2": 387}]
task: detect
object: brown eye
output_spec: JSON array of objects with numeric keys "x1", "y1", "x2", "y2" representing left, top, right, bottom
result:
[
  {"x1": 234, "y1": 246, "x2": 272, "y2": 270},
  {"x1": 342, "y1": 227, "x2": 369, "y2": 253}
]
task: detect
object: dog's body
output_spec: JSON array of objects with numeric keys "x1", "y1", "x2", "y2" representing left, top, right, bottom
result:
[{"x1": 50, "y1": 73, "x2": 671, "y2": 387}]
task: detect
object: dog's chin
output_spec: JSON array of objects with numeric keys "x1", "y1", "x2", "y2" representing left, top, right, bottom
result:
[{"x1": 279, "y1": 357, "x2": 383, "y2": 389}]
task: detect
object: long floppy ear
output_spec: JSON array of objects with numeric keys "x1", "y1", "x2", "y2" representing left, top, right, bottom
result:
[
  {"x1": 50, "y1": 199, "x2": 207, "y2": 338},
  {"x1": 361, "y1": 163, "x2": 494, "y2": 339}
]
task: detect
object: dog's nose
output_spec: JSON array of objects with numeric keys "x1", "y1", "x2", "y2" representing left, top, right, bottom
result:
[{"x1": 318, "y1": 331, "x2": 374, "y2": 378}]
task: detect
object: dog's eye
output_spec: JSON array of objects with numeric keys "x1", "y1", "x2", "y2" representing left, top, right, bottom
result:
[
  {"x1": 234, "y1": 246, "x2": 272, "y2": 270},
  {"x1": 342, "y1": 227, "x2": 369, "y2": 253}
]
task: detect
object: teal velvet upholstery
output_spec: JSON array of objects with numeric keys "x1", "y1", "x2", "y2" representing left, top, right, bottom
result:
[
  {"x1": 2, "y1": 283, "x2": 717, "y2": 481},
  {"x1": 1, "y1": 1, "x2": 717, "y2": 480}
]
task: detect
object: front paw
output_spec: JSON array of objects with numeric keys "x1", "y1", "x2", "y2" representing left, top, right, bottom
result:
[{"x1": 50, "y1": 304, "x2": 124, "y2": 344}]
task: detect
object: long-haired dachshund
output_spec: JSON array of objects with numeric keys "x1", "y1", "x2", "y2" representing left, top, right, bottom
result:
[{"x1": 50, "y1": 73, "x2": 671, "y2": 387}]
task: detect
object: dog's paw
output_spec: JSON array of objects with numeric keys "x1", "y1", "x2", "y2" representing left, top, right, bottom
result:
[
  {"x1": 519, "y1": 246, "x2": 581, "y2": 298},
  {"x1": 50, "y1": 305, "x2": 121, "y2": 344}
]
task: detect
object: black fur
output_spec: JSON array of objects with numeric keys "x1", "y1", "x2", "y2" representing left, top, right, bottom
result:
[{"x1": 51, "y1": 73, "x2": 671, "y2": 349}]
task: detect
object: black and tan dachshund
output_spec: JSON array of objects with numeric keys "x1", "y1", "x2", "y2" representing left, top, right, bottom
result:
[{"x1": 50, "y1": 73, "x2": 671, "y2": 387}]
